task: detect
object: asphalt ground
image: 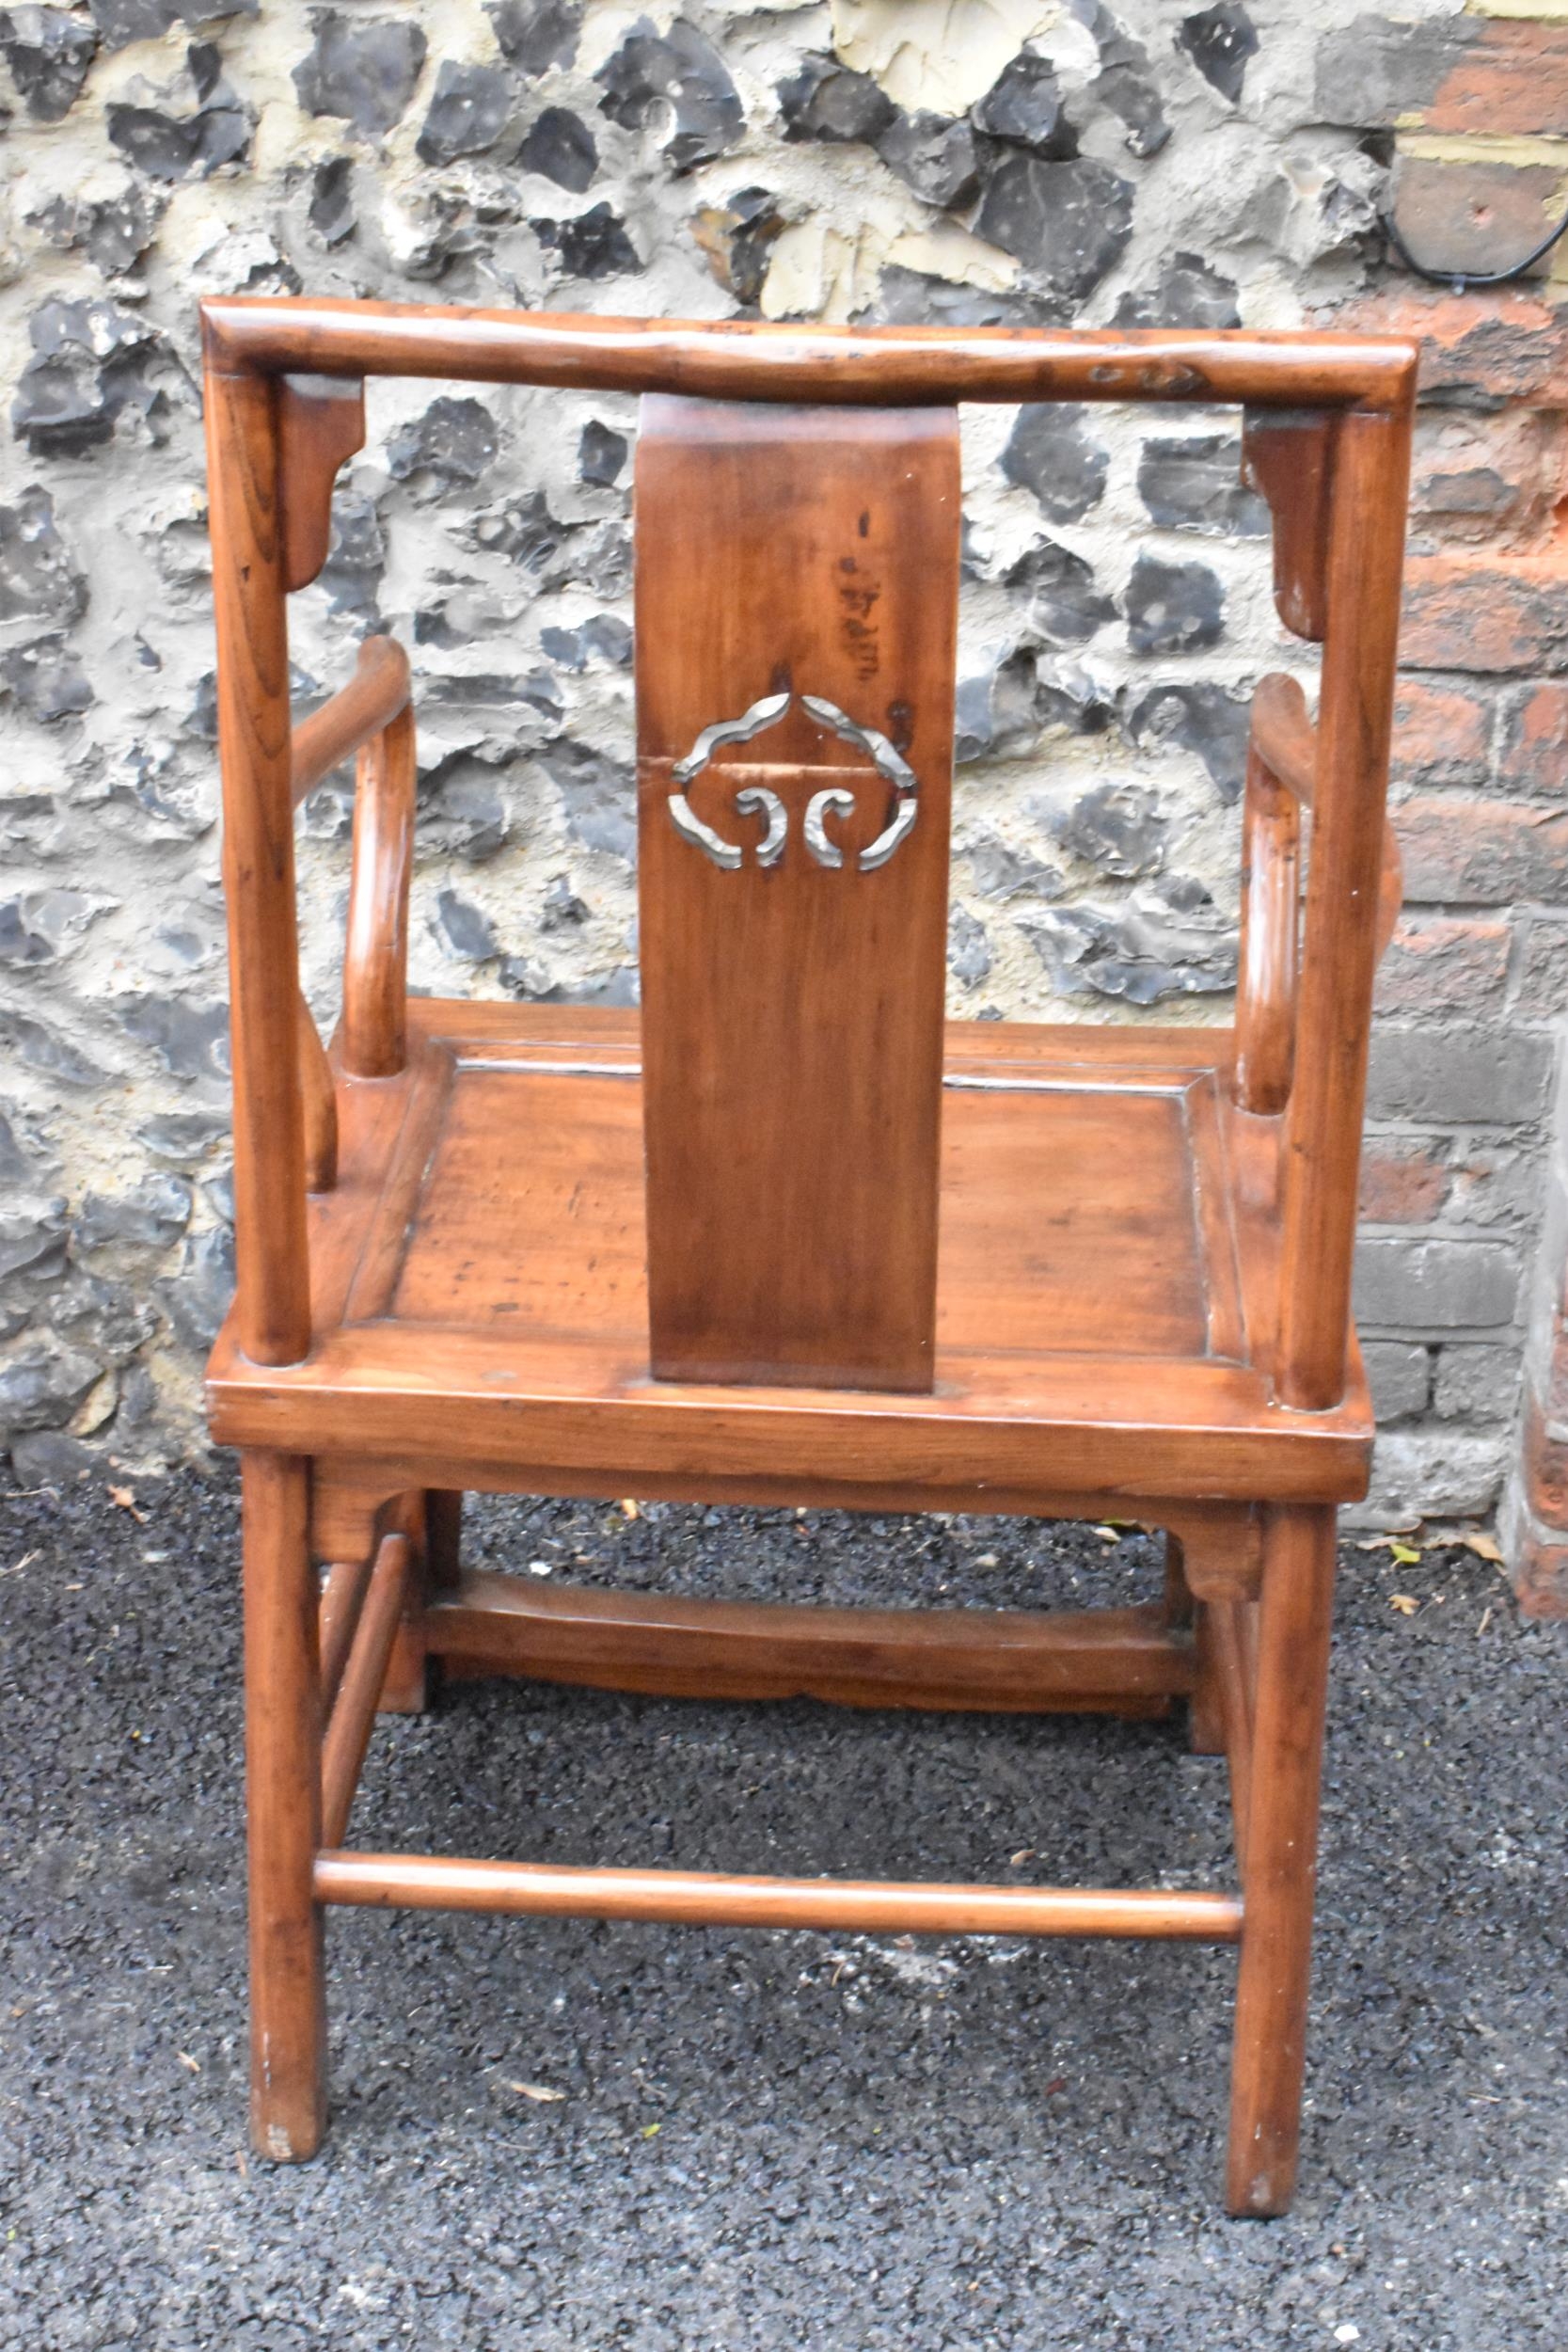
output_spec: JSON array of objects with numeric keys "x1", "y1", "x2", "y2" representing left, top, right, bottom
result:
[{"x1": 2, "y1": 1469, "x2": 1565, "y2": 2349}]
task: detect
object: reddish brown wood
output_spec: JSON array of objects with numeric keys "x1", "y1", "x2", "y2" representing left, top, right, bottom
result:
[
  {"x1": 1242, "y1": 411, "x2": 1336, "y2": 641},
  {"x1": 1233, "y1": 732, "x2": 1301, "y2": 1119},
  {"x1": 1249, "y1": 673, "x2": 1403, "y2": 956},
  {"x1": 206, "y1": 366, "x2": 310, "y2": 1366},
  {"x1": 320, "y1": 1532, "x2": 410, "y2": 1846},
  {"x1": 1189, "y1": 1607, "x2": 1227, "y2": 1758},
  {"x1": 242, "y1": 1449, "x2": 325, "y2": 2160},
  {"x1": 427, "y1": 1574, "x2": 1194, "y2": 1713},
  {"x1": 1171, "y1": 1534, "x2": 1227, "y2": 1755},
  {"x1": 377, "y1": 1490, "x2": 466, "y2": 1716},
  {"x1": 201, "y1": 304, "x2": 1415, "y2": 2205},
  {"x1": 424, "y1": 1488, "x2": 463, "y2": 1588},
  {"x1": 341, "y1": 701, "x2": 416, "y2": 1078},
  {"x1": 295, "y1": 993, "x2": 338, "y2": 1194},
  {"x1": 1163, "y1": 1531, "x2": 1194, "y2": 1629},
  {"x1": 308, "y1": 1447, "x2": 1265, "y2": 1597},
  {"x1": 1235, "y1": 663, "x2": 1408, "y2": 1122},
  {"x1": 1209, "y1": 1597, "x2": 1257, "y2": 1868},
  {"x1": 212, "y1": 1006, "x2": 1368, "y2": 1508},
  {"x1": 318, "y1": 1552, "x2": 372, "y2": 1713},
  {"x1": 1227, "y1": 1505, "x2": 1337, "y2": 2217},
  {"x1": 277, "y1": 373, "x2": 365, "y2": 594},
  {"x1": 636, "y1": 398, "x2": 958, "y2": 1389},
  {"x1": 1250, "y1": 672, "x2": 1316, "y2": 802},
  {"x1": 202, "y1": 297, "x2": 1418, "y2": 413},
  {"x1": 290, "y1": 635, "x2": 410, "y2": 806},
  {"x1": 1276, "y1": 407, "x2": 1413, "y2": 1409},
  {"x1": 372, "y1": 1490, "x2": 434, "y2": 1715},
  {"x1": 315, "y1": 1851, "x2": 1243, "y2": 1942}
]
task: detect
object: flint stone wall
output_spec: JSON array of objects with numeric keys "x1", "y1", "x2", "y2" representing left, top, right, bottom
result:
[{"x1": 0, "y1": 0, "x2": 1560, "y2": 1571}]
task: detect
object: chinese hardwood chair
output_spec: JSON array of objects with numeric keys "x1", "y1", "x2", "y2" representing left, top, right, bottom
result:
[{"x1": 200, "y1": 295, "x2": 1414, "y2": 2213}]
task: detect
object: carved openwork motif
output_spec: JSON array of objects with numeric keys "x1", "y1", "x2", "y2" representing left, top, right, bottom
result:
[{"x1": 667, "y1": 691, "x2": 917, "y2": 871}]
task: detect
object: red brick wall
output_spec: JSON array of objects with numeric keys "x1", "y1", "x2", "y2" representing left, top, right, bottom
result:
[{"x1": 1321, "y1": 24, "x2": 1568, "y2": 1611}]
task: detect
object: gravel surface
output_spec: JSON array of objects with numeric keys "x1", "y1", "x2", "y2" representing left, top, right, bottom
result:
[{"x1": 2, "y1": 1469, "x2": 1565, "y2": 2349}]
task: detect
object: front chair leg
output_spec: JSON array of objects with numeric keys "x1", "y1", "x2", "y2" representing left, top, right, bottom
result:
[
  {"x1": 1226, "y1": 1502, "x2": 1337, "y2": 2217},
  {"x1": 243, "y1": 1448, "x2": 326, "y2": 2161}
]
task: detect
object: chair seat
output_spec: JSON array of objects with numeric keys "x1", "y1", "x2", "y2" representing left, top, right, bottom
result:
[{"x1": 206, "y1": 1000, "x2": 1372, "y2": 1507}]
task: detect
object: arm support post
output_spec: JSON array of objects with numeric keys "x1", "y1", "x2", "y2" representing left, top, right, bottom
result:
[
  {"x1": 1233, "y1": 733, "x2": 1303, "y2": 1119},
  {"x1": 1233, "y1": 673, "x2": 1405, "y2": 1124},
  {"x1": 342, "y1": 699, "x2": 416, "y2": 1078},
  {"x1": 288, "y1": 634, "x2": 418, "y2": 1162}
]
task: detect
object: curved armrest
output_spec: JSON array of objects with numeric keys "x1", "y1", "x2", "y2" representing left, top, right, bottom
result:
[
  {"x1": 291, "y1": 635, "x2": 411, "y2": 806},
  {"x1": 1233, "y1": 719, "x2": 1302, "y2": 1118},
  {"x1": 1233, "y1": 673, "x2": 1402, "y2": 1117},
  {"x1": 341, "y1": 700, "x2": 417, "y2": 1079},
  {"x1": 287, "y1": 638, "x2": 418, "y2": 1193}
]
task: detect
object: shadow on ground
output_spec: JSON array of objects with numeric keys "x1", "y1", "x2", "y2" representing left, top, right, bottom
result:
[{"x1": 1, "y1": 1470, "x2": 1565, "y2": 2348}]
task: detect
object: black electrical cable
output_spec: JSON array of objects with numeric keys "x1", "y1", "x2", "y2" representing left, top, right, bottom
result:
[{"x1": 1382, "y1": 202, "x2": 1568, "y2": 294}]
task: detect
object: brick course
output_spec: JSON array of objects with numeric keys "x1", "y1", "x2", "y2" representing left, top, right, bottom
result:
[
  {"x1": 1318, "y1": 15, "x2": 1568, "y2": 138},
  {"x1": 1388, "y1": 677, "x2": 1494, "y2": 787},
  {"x1": 1358, "y1": 1138, "x2": 1451, "y2": 1224},
  {"x1": 1322, "y1": 25, "x2": 1568, "y2": 1597},
  {"x1": 1354, "y1": 1237, "x2": 1521, "y2": 1332},
  {"x1": 1401, "y1": 557, "x2": 1568, "y2": 675},
  {"x1": 1365, "y1": 1029, "x2": 1554, "y2": 1125},
  {"x1": 1396, "y1": 796, "x2": 1568, "y2": 902}
]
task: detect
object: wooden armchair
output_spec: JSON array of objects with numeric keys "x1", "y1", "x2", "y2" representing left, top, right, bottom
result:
[{"x1": 200, "y1": 298, "x2": 1414, "y2": 2211}]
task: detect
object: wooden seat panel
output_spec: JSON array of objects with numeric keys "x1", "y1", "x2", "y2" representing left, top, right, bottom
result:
[
  {"x1": 205, "y1": 999, "x2": 1371, "y2": 1502},
  {"x1": 388, "y1": 1065, "x2": 647, "y2": 1339},
  {"x1": 369, "y1": 1026, "x2": 1229, "y2": 1362}
]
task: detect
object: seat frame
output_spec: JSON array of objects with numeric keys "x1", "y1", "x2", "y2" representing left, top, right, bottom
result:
[{"x1": 200, "y1": 298, "x2": 1416, "y2": 2211}]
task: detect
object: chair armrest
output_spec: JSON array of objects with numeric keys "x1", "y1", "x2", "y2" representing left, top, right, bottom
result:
[
  {"x1": 291, "y1": 635, "x2": 410, "y2": 805},
  {"x1": 287, "y1": 638, "x2": 418, "y2": 1193},
  {"x1": 1233, "y1": 712, "x2": 1302, "y2": 1117},
  {"x1": 341, "y1": 700, "x2": 417, "y2": 1079}
]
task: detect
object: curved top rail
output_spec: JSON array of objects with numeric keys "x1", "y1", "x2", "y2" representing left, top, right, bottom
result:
[{"x1": 200, "y1": 298, "x2": 1418, "y2": 413}]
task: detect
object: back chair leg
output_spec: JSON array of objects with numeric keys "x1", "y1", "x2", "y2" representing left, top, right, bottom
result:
[
  {"x1": 425, "y1": 1487, "x2": 464, "y2": 1588},
  {"x1": 378, "y1": 1487, "x2": 463, "y2": 1716},
  {"x1": 243, "y1": 1448, "x2": 327, "y2": 2162},
  {"x1": 1225, "y1": 1502, "x2": 1337, "y2": 2217},
  {"x1": 1166, "y1": 1532, "x2": 1226, "y2": 1756}
]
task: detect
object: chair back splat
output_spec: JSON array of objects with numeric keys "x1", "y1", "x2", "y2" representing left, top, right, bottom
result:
[
  {"x1": 198, "y1": 298, "x2": 1418, "y2": 2216},
  {"x1": 636, "y1": 397, "x2": 959, "y2": 1390}
]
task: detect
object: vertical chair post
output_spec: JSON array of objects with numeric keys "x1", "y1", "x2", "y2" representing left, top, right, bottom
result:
[
  {"x1": 1275, "y1": 404, "x2": 1413, "y2": 1410},
  {"x1": 1226, "y1": 1502, "x2": 1337, "y2": 2216},
  {"x1": 203, "y1": 353, "x2": 310, "y2": 1367},
  {"x1": 243, "y1": 1449, "x2": 326, "y2": 2160},
  {"x1": 207, "y1": 345, "x2": 322, "y2": 2155}
]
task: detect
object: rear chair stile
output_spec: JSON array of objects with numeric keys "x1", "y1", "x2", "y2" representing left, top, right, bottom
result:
[{"x1": 199, "y1": 296, "x2": 1416, "y2": 2214}]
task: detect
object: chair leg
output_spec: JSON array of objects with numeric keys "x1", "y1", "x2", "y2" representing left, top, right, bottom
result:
[
  {"x1": 1225, "y1": 1502, "x2": 1337, "y2": 2217},
  {"x1": 1162, "y1": 1529, "x2": 1194, "y2": 1628},
  {"x1": 243, "y1": 1448, "x2": 326, "y2": 2162},
  {"x1": 378, "y1": 1487, "x2": 463, "y2": 1715},
  {"x1": 1188, "y1": 1604, "x2": 1227, "y2": 1756},
  {"x1": 1165, "y1": 1533, "x2": 1225, "y2": 1755}
]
